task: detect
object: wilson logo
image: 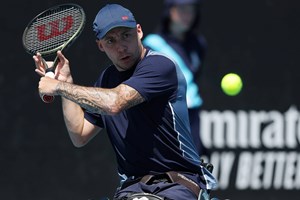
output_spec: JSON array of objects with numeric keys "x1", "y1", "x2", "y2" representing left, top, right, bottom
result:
[{"x1": 36, "y1": 15, "x2": 73, "y2": 41}]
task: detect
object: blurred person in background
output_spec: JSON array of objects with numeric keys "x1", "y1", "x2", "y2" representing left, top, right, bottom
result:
[{"x1": 143, "y1": 0, "x2": 208, "y2": 157}]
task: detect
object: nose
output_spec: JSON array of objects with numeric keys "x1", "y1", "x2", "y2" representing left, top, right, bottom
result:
[{"x1": 116, "y1": 41, "x2": 127, "y2": 53}]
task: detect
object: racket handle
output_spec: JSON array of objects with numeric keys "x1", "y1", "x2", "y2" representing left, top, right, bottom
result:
[{"x1": 41, "y1": 71, "x2": 55, "y2": 103}]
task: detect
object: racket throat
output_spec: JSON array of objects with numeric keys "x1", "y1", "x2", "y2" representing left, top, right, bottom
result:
[{"x1": 45, "y1": 68, "x2": 55, "y2": 76}]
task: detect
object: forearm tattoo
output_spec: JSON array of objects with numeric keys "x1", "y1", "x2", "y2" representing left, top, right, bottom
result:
[{"x1": 56, "y1": 82, "x2": 144, "y2": 114}]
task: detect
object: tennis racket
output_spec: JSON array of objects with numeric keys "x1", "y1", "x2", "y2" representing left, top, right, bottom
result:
[{"x1": 22, "y1": 3, "x2": 86, "y2": 103}]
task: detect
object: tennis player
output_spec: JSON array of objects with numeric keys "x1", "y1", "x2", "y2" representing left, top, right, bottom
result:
[{"x1": 34, "y1": 4, "x2": 217, "y2": 200}]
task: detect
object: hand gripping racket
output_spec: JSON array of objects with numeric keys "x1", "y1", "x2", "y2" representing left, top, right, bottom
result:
[{"x1": 22, "y1": 3, "x2": 86, "y2": 103}]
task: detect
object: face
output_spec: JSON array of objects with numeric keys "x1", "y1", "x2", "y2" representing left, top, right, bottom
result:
[
  {"x1": 170, "y1": 4, "x2": 197, "y2": 33},
  {"x1": 96, "y1": 24, "x2": 144, "y2": 71}
]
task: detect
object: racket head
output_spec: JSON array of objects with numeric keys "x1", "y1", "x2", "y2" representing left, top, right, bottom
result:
[{"x1": 22, "y1": 3, "x2": 86, "y2": 57}]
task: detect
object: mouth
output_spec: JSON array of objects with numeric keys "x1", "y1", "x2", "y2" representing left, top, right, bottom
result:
[
  {"x1": 120, "y1": 55, "x2": 132, "y2": 63},
  {"x1": 121, "y1": 55, "x2": 130, "y2": 60}
]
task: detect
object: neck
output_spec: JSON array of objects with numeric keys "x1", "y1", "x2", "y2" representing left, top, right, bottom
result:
[{"x1": 140, "y1": 45, "x2": 147, "y2": 59}]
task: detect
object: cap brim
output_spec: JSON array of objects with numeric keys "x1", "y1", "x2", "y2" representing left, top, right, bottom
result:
[{"x1": 97, "y1": 21, "x2": 136, "y2": 39}]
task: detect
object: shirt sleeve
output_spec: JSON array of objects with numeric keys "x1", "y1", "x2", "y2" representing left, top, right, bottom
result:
[{"x1": 123, "y1": 54, "x2": 178, "y2": 101}]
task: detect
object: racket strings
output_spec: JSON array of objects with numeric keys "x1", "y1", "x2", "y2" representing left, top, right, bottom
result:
[{"x1": 25, "y1": 7, "x2": 84, "y2": 55}]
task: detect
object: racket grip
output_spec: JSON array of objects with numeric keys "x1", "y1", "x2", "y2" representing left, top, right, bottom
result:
[{"x1": 41, "y1": 71, "x2": 55, "y2": 103}]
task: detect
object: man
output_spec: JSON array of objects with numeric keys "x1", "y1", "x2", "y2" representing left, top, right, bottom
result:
[{"x1": 34, "y1": 4, "x2": 217, "y2": 200}]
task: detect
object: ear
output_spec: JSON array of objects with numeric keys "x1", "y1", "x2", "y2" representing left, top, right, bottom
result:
[
  {"x1": 96, "y1": 39, "x2": 105, "y2": 52},
  {"x1": 136, "y1": 24, "x2": 144, "y2": 40}
]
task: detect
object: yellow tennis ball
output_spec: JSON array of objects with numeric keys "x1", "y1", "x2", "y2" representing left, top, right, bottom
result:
[{"x1": 221, "y1": 73, "x2": 243, "y2": 96}]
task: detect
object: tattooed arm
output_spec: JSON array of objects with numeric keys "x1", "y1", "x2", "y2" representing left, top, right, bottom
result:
[
  {"x1": 55, "y1": 82, "x2": 145, "y2": 147},
  {"x1": 57, "y1": 82, "x2": 145, "y2": 115}
]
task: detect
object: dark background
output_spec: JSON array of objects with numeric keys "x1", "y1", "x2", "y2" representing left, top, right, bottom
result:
[{"x1": 1, "y1": 0, "x2": 299, "y2": 199}]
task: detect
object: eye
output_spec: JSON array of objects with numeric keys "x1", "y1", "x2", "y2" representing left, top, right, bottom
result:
[
  {"x1": 122, "y1": 32, "x2": 131, "y2": 39},
  {"x1": 106, "y1": 38, "x2": 114, "y2": 44}
]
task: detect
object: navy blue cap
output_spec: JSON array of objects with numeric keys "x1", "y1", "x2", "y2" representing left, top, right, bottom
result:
[
  {"x1": 164, "y1": 0, "x2": 201, "y2": 6},
  {"x1": 93, "y1": 4, "x2": 136, "y2": 39}
]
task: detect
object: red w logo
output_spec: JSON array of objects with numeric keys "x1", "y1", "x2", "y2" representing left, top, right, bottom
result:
[{"x1": 36, "y1": 15, "x2": 73, "y2": 41}]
